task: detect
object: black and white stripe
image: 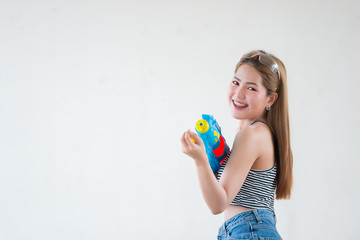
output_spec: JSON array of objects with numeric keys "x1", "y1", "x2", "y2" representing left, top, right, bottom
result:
[{"x1": 217, "y1": 152, "x2": 277, "y2": 212}]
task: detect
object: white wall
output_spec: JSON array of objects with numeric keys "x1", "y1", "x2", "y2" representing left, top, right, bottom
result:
[{"x1": 1, "y1": 0, "x2": 359, "y2": 239}]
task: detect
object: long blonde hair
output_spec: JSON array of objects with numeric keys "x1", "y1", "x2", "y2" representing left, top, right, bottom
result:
[{"x1": 235, "y1": 50, "x2": 293, "y2": 199}]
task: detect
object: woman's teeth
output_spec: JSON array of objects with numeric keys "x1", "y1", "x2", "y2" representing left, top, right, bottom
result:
[{"x1": 233, "y1": 101, "x2": 248, "y2": 107}]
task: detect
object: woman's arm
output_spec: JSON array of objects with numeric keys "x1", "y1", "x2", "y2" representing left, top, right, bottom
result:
[{"x1": 181, "y1": 128, "x2": 261, "y2": 214}]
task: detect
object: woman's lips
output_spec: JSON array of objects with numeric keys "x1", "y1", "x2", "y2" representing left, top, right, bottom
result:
[{"x1": 232, "y1": 100, "x2": 248, "y2": 110}]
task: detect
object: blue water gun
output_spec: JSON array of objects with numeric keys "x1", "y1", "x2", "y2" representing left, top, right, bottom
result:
[{"x1": 195, "y1": 114, "x2": 231, "y2": 173}]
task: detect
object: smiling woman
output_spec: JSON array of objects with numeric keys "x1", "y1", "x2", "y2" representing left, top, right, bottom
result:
[
  {"x1": 181, "y1": 50, "x2": 293, "y2": 240},
  {"x1": 235, "y1": 50, "x2": 293, "y2": 200},
  {"x1": 228, "y1": 64, "x2": 278, "y2": 122}
]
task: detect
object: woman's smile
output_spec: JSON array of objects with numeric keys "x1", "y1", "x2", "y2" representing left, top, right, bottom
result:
[{"x1": 232, "y1": 100, "x2": 248, "y2": 110}]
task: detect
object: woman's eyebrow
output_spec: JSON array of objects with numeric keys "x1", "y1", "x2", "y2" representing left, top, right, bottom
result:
[{"x1": 233, "y1": 76, "x2": 258, "y2": 86}]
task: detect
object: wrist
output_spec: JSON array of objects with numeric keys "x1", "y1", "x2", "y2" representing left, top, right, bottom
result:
[{"x1": 194, "y1": 155, "x2": 210, "y2": 168}]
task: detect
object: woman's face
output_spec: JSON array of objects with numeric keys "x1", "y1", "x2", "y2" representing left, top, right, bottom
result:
[{"x1": 227, "y1": 64, "x2": 274, "y2": 121}]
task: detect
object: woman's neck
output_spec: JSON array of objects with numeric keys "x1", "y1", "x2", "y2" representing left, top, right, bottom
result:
[{"x1": 237, "y1": 116, "x2": 267, "y2": 131}]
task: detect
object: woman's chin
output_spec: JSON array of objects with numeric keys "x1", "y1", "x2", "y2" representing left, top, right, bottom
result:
[{"x1": 229, "y1": 111, "x2": 245, "y2": 120}]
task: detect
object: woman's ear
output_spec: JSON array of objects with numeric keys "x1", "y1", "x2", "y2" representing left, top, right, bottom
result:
[{"x1": 268, "y1": 93, "x2": 278, "y2": 106}]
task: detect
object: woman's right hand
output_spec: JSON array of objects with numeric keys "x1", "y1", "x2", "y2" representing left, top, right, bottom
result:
[{"x1": 180, "y1": 130, "x2": 208, "y2": 166}]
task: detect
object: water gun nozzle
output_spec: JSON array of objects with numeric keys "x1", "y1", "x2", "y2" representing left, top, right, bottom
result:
[{"x1": 196, "y1": 119, "x2": 210, "y2": 133}]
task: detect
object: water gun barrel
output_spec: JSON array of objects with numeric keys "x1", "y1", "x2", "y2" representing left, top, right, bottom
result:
[{"x1": 195, "y1": 114, "x2": 230, "y2": 173}]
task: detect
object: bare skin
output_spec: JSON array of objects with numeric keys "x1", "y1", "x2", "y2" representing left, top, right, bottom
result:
[
  {"x1": 181, "y1": 64, "x2": 278, "y2": 221},
  {"x1": 222, "y1": 121, "x2": 276, "y2": 220}
]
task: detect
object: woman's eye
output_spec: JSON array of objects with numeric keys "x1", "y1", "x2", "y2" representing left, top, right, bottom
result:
[
  {"x1": 232, "y1": 81, "x2": 239, "y2": 85},
  {"x1": 248, "y1": 87, "x2": 256, "y2": 91}
]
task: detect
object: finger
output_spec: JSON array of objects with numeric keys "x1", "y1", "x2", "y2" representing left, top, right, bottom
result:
[
  {"x1": 186, "y1": 130, "x2": 196, "y2": 149},
  {"x1": 180, "y1": 131, "x2": 188, "y2": 147},
  {"x1": 188, "y1": 130, "x2": 202, "y2": 145},
  {"x1": 181, "y1": 132, "x2": 190, "y2": 153},
  {"x1": 184, "y1": 130, "x2": 191, "y2": 145}
]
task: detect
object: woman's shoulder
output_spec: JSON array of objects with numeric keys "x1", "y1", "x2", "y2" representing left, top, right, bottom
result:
[
  {"x1": 231, "y1": 121, "x2": 275, "y2": 169},
  {"x1": 234, "y1": 121, "x2": 272, "y2": 146},
  {"x1": 228, "y1": 124, "x2": 265, "y2": 169}
]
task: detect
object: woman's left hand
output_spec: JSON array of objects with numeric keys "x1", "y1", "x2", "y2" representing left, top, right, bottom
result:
[{"x1": 180, "y1": 130, "x2": 208, "y2": 166}]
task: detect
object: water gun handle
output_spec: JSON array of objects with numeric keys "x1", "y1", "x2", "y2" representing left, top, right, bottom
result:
[{"x1": 195, "y1": 114, "x2": 230, "y2": 173}]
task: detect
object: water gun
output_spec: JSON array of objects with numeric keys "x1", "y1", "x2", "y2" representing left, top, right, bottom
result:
[{"x1": 194, "y1": 114, "x2": 231, "y2": 173}]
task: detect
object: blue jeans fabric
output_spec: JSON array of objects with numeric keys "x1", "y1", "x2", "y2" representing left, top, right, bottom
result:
[{"x1": 217, "y1": 209, "x2": 282, "y2": 240}]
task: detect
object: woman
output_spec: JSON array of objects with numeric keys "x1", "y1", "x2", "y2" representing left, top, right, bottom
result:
[{"x1": 180, "y1": 50, "x2": 293, "y2": 239}]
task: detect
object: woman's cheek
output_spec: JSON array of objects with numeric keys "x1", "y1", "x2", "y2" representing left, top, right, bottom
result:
[{"x1": 227, "y1": 85, "x2": 233, "y2": 99}]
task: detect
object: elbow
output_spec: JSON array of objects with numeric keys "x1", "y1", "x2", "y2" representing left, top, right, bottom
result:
[
  {"x1": 210, "y1": 206, "x2": 226, "y2": 215},
  {"x1": 211, "y1": 209, "x2": 223, "y2": 215},
  {"x1": 209, "y1": 198, "x2": 229, "y2": 215}
]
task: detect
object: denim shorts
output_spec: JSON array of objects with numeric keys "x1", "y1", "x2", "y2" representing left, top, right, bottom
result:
[{"x1": 217, "y1": 209, "x2": 282, "y2": 240}]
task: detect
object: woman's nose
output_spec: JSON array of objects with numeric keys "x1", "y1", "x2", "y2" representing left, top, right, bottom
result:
[{"x1": 234, "y1": 86, "x2": 245, "y2": 98}]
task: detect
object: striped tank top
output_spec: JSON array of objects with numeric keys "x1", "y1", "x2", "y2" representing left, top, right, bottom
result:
[{"x1": 216, "y1": 120, "x2": 277, "y2": 212}]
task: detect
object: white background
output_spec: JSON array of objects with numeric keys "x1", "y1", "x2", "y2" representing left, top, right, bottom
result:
[{"x1": 1, "y1": 0, "x2": 359, "y2": 239}]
